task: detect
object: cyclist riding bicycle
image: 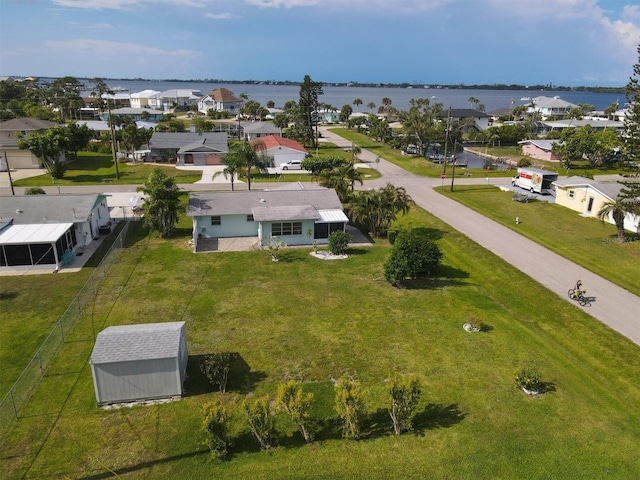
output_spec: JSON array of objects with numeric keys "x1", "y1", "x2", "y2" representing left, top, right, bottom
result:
[{"x1": 574, "y1": 280, "x2": 584, "y2": 299}]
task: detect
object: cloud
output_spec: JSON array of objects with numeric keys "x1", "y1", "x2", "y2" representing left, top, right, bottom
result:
[
  {"x1": 244, "y1": 0, "x2": 451, "y2": 10},
  {"x1": 46, "y1": 39, "x2": 201, "y2": 59},
  {"x1": 205, "y1": 12, "x2": 238, "y2": 19},
  {"x1": 487, "y1": 0, "x2": 600, "y2": 20},
  {"x1": 67, "y1": 22, "x2": 116, "y2": 29},
  {"x1": 52, "y1": 0, "x2": 207, "y2": 10}
]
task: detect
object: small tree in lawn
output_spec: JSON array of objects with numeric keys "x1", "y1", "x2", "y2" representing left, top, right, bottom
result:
[
  {"x1": 384, "y1": 229, "x2": 443, "y2": 288},
  {"x1": 137, "y1": 168, "x2": 184, "y2": 238},
  {"x1": 388, "y1": 374, "x2": 421, "y2": 435},
  {"x1": 328, "y1": 230, "x2": 350, "y2": 255},
  {"x1": 261, "y1": 236, "x2": 285, "y2": 262},
  {"x1": 243, "y1": 395, "x2": 275, "y2": 450},
  {"x1": 200, "y1": 352, "x2": 231, "y2": 393},
  {"x1": 202, "y1": 399, "x2": 229, "y2": 459},
  {"x1": 334, "y1": 377, "x2": 367, "y2": 440},
  {"x1": 276, "y1": 380, "x2": 316, "y2": 443}
]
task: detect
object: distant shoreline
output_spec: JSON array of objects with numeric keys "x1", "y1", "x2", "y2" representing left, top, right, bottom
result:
[{"x1": 3, "y1": 75, "x2": 625, "y2": 94}]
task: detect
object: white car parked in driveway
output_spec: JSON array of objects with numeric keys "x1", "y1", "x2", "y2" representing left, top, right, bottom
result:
[{"x1": 280, "y1": 160, "x2": 303, "y2": 170}]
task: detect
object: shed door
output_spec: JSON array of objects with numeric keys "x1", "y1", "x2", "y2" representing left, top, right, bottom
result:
[{"x1": 586, "y1": 197, "x2": 594, "y2": 213}]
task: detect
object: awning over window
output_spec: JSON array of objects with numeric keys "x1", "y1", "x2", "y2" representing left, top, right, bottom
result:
[{"x1": 0, "y1": 223, "x2": 73, "y2": 245}]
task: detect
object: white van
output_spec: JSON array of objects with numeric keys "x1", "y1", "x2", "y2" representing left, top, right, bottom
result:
[{"x1": 280, "y1": 160, "x2": 303, "y2": 170}]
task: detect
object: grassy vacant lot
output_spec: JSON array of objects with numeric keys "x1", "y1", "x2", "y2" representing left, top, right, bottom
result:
[
  {"x1": 12, "y1": 153, "x2": 202, "y2": 187},
  {"x1": 329, "y1": 128, "x2": 514, "y2": 179},
  {"x1": 436, "y1": 185, "x2": 640, "y2": 296},
  {"x1": 2, "y1": 207, "x2": 640, "y2": 479}
]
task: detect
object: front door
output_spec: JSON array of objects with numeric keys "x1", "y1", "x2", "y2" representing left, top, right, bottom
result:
[{"x1": 587, "y1": 197, "x2": 594, "y2": 213}]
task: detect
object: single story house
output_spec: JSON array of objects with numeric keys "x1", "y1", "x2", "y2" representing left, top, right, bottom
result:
[
  {"x1": 90, "y1": 322, "x2": 188, "y2": 406},
  {"x1": 187, "y1": 186, "x2": 348, "y2": 251},
  {"x1": 76, "y1": 120, "x2": 158, "y2": 133},
  {"x1": 0, "y1": 194, "x2": 110, "y2": 271},
  {"x1": 535, "y1": 118, "x2": 625, "y2": 135},
  {"x1": 527, "y1": 96, "x2": 578, "y2": 118},
  {"x1": 99, "y1": 107, "x2": 164, "y2": 122},
  {"x1": 148, "y1": 132, "x2": 228, "y2": 165},
  {"x1": 518, "y1": 139, "x2": 562, "y2": 162},
  {"x1": 197, "y1": 88, "x2": 243, "y2": 115},
  {"x1": 242, "y1": 121, "x2": 281, "y2": 141},
  {"x1": 251, "y1": 135, "x2": 307, "y2": 165},
  {"x1": 553, "y1": 176, "x2": 639, "y2": 232},
  {"x1": 0, "y1": 117, "x2": 61, "y2": 169}
]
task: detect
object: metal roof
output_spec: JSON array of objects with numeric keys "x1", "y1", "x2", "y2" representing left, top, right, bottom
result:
[
  {"x1": 90, "y1": 322, "x2": 185, "y2": 365},
  {"x1": 0, "y1": 223, "x2": 72, "y2": 245},
  {"x1": 317, "y1": 209, "x2": 349, "y2": 223},
  {"x1": 553, "y1": 176, "x2": 624, "y2": 200}
]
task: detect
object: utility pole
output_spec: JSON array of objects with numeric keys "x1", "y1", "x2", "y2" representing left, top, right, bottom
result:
[
  {"x1": 450, "y1": 139, "x2": 458, "y2": 192},
  {"x1": 442, "y1": 107, "x2": 451, "y2": 176},
  {"x1": 4, "y1": 151, "x2": 15, "y2": 195}
]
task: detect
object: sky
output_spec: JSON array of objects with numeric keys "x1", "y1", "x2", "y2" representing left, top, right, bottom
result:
[{"x1": 1, "y1": 0, "x2": 639, "y2": 86}]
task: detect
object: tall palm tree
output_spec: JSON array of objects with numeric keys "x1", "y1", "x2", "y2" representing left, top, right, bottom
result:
[
  {"x1": 367, "y1": 101, "x2": 376, "y2": 113},
  {"x1": 598, "y1": 197, "x2": 638, "y2": 243},
  {"x1": 353, "y1": 98, "x2": 362, "y2": 112},
  {"x1": 224, "y1": 140, "x2": 272, "y2": 191},
  {"x1": 349, "y1": 183, "x2": 413, "y2": 237}
]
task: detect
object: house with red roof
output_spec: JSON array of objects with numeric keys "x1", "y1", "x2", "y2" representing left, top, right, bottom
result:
[{"x1": 250, "y1": 135, "x2": 308, "y2": 166}]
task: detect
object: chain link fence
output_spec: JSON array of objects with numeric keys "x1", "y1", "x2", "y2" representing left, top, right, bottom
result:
[{"x1": 0, "y1": 221, "x2": 132, "y2": 438}]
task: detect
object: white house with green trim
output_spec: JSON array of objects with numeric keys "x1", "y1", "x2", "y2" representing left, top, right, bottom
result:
[{"x1": 187, "y1": 185, "x2": 348, "y2": 251}]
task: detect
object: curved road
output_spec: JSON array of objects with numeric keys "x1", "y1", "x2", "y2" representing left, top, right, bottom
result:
[{"x1": 318, "y1": 126, "x2": 640, "y2": 347}]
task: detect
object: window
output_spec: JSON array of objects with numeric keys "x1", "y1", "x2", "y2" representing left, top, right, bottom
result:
[
  {"x1": 246, "y1": 214, "x2": 254, "y2": 222},
  {"x1": 211, "y1": 216, "x2": 221, "y2": 226},
  {"x1": 272, "y1": 222, "x2": 302, "y2": 236},
  {"x1": 568, "y1": 190, "x2": 575, "y2": 199}
]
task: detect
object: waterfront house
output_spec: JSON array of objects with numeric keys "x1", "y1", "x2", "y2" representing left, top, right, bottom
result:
[
  {"x1": 130, "y1": 90, "x2": 161, "y2": 108},
  {"x1": 518, "y1": 139, "x2": 562, "y2": 162},
  {"x1": 99, "y1": 107, "x2": 164, "y2": 122},
  {"x1": 527, "y1": 96, "x2": 578, "y2": 119},
  {"x1": 197, "y1": 88, "x2": 243, "y2": 115},
  {"x1": 187, "y1": 185, "x2": 348, "y2": 251},
  {"x1": 158, "y1": 89, "x2": 202, "y2": 111}
]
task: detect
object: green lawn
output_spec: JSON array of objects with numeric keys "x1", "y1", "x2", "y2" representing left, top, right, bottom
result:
[
  {"x1": 2, "y1": 208, "x2": 640, "y2": 479},
  {"x1": 12, "y1": 153, "x2": 202, "y2": 187},
  {"x1": 436, "y1": 185, "x2": 640, "y2": 296}
]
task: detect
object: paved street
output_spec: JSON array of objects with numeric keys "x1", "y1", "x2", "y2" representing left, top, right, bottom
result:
[{"x1": 2, "y1": 131, "x2": 639, "y2": 346}]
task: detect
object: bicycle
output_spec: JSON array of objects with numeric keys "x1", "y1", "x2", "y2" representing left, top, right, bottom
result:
[{"x1": 567, "y1": 288, "x2": 590, "y2": 306}]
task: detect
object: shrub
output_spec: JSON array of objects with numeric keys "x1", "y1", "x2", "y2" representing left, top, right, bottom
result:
[
  {"x1": 243, "y1": 395, "x2": 276, "y2": 450},
  {"x1": 388, "y1": 374, "x2": 421, "y2": 435},
  {"x1": 200, "y1": 352, "x2": 231, "y2": 392},
  {"x1": 517, "y1": 158, "x2": 532, "y2": 167},
  {"x1": 202, "y1": 400, "x2": 229, "y2": 458},
  {"x1": 328, "y1": 230, "x2": 351, "y2": 255},
  {"x1": 334, "y1": 377, "x2": 367, "y2": 439},
  {"x1": 514, "y1": 367, "x2": 542, "y2": 392},
  {"x1": 25, "y1": 187, "x2": 46, "y2": 195},
  {"x1": 276, "y1": 380, "x2": 316, "y2": 443},
  {"x1": 384, "y1": 229, "x2": 443, "y2": 287}
]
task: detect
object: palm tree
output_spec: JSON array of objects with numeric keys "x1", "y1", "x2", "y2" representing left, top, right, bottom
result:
[
  {"x1": 353, "y1": 98, "x2": 362, "y2": 112},
  {"x1": 214, "y1": 155, "x2": 243, "y2": 191},
  {"x1": 367, "y1": 101, "x2": 376, "y2": 113},
  {"x1": 382, "y1": 97, "x2": 393, "y2": 121},
  {"x1": 597, "y1": 197, "x2": 638, "y2": 243},
  {"x1": 224, "y1": 140, "x2": 272, "y2": 191},
  {"x1": 349, "y1": 183, "x2": 413, "y2": 236}
]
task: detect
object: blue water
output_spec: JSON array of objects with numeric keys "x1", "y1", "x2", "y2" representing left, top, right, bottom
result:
[{"x1": 77, "y1": 79, "x2": 624, "y2": 112}]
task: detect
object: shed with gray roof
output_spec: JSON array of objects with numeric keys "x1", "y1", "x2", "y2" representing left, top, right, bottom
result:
[{"x1": 90, "y1": 322, "x2": 188, "y2": 406}]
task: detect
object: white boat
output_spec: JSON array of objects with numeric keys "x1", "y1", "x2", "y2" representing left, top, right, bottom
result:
[{"x1": 520, "y1": 96, "x2": 531, "y2": 101}]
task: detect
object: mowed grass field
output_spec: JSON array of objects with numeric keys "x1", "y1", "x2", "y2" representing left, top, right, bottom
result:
[
  {"x1": 1, "y1": 208, "x2": 640, "y2": 479},
  {"x1": 436, "y1": 185, "x2": 640, "y2": 296}
]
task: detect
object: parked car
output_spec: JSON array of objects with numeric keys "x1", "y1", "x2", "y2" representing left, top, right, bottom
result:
[{"x1": 280, "y1": 160, "x2": 303, "y2": 170}]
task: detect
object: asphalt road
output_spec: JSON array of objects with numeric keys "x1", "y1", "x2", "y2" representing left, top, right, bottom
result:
[{"x1": 2, "y1": 132, "x2": 639, "y2": 346}]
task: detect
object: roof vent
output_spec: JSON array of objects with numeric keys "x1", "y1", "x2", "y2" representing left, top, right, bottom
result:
[
  {"x1": 16, "y1": 209, "x2": 23, "y2": 214},
  {"x1": 260, "y1": 198, "x2": 266, "y2": 203}
]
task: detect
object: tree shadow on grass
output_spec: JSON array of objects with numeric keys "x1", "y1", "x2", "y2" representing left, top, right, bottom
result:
[
  {"x1": 78, "y1": 449, "x2": 210, "y2": 480},
  {"x1": 412, "y1": 403, "x2": 466, "y2": 435},
  {"x1": 0, "y1": 290, "x2": 18, "y2": 300},
  {"x1": 184, "y1": 353, "x2": 267, "y2": 397},
  {"x1": 402, "y1": 265, "x2": 471, "y2": 290}
]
